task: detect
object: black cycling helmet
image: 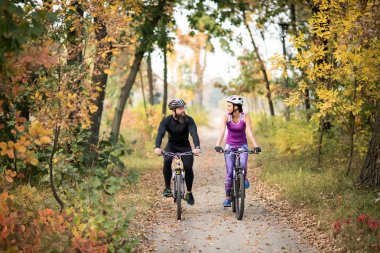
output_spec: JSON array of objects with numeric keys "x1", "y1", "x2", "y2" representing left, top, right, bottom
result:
[{"x1": 168, "y1": 98, "x2": 186, "y2": 110}]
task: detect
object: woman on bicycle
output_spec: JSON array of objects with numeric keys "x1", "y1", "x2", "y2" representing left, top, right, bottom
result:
[{"x1": 215, "y1": 95, "x2": 261, "y2": 207}]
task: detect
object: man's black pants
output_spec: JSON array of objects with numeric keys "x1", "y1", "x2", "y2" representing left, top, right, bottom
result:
[{"x1": 163, "y1": 144, "x2": 194, "y2": 192}]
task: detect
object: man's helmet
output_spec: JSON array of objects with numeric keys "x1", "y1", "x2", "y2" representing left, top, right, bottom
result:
[
  {"x1": 168, "y1": 98, "x2": 186, "y2": 110},
  {"x1": 226, "y1": 95, "x2": 243, "y2": 105}
]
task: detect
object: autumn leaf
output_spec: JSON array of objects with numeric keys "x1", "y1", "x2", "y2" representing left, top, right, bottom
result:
[
  {"x1": 15, "y1": 111, "x2": 26, "y2": 123},
  {"x1": 15, "y1": 124, "x2": 25, "y2": 133},
  {"x1": 25, "y1": 151, "x2": 38, "y2": 166},
  {"x1": 103, "y1": 69, "x2": 114, "y2": 75},
  {"x1": 5, "y1": 176, "x2": 13, "y2": 183},
  {"x1": 14, "y1": 142, "x2": 27, "y2": 153},
  {"x1": 30, "y1": 157, "x2": 38, "y2": 166},
  {"x1": 5, "y1": 169, "x2": 17, "y2": 178},
  {"x1": 0, "y1": 141, "x2": 15, "y2": 159},
  {"x1": 89, "y1": 104, "x2": 98, "y2": 114},
  {"x1": 34, "y1": 139, "x2": 42, "y2": 146},
  {"x1": 39, "y1": 136, "x2": 52, "y2": 145},
  {"x1": 29, "y1": 121, "x2": 52, "y2": 137}
]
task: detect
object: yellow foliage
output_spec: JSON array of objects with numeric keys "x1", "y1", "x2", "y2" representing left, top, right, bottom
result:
[
  {"x1": 29, "y1": 121, "x2": 52, "y2": 137},
  {"x1": 289, "y1": 0, "x2": 379, "y2": 125},
  {"x1": 285, "y1": 91, "x2": 303, "y2": 107},
  {"x1": 273, "y1": 119, "x2": 316, "y2": 156}
]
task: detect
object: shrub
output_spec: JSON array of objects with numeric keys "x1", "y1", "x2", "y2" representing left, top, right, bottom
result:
[{"x1": 333, "y1": 214, "x2": 380, "y2": 252}]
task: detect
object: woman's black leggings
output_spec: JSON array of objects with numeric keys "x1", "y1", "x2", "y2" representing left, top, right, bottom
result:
[{"x1": 163, "y1": 145, "x2": 194, "y2": 192}]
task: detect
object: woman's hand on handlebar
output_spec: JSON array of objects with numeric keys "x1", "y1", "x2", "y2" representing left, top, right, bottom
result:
[
  {"x1": 253, "y1": 147, "x2": 261, "y2": 153},
  {"x1": 214, "y1": 146, "x2": 224, "y2": 153}
]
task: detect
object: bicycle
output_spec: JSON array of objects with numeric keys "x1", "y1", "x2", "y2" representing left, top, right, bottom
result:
[
  {"x1": 161, "y1": 151, "x2": 194, "y2": 220},
  {"x1": 224, "y1": 149, "x2": 260, "y2": 220}
]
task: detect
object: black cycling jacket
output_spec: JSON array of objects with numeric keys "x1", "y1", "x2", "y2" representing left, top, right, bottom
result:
[{"x1": 155, "y1": 115, "x2": 200, "y2": 149}]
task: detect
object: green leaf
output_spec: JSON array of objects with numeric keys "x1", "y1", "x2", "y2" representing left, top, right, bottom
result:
[
  {"x1": 73, "y1": 216, "x2": 80, "y2": 225},
  {"x1": 92, "y1": 177, "x2": 102, "y2": 188},
  {"x1": 110, "y1": 154, "x2": 126, "y2": 169}
]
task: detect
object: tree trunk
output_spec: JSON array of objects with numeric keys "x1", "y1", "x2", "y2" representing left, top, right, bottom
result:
[
  {"x1": 359, "y1": 102, "x2": 380, "y2": 187},
  {"x1": 147, "y1": 52, "x2": 154, "y2": 105},
  {"x1": 317, "y1": 118, "x2": 324, "y2": 168},
  {"x1": 86, "y1": 17, "x2": 112, "y2": 162},
  {"x1": 290, "y1": 3, "x2": 311, "y2": 112},
  {"x1": 111, "y1": 47, "x2": 145, "y2": 142},
  {"x1": 346, "y1": 74, "x2": 357, "y2": 175},
  {"x1": 162, "y1": 45, "x2": 168, "y2": 116},
  {"x1": 281, "y1": 33, "x2": 290, "y2": 121},
  {"x1": 194, "y1": 48, "x2": 203, "y2": 109},
  {"x1": 66, "y1": 1, "x2": 84, "y2": 66},
  {"x1": 110, "y1": 0, "x2": 167, "y2": 142},
  {"x1": 309, "y1": 0, "x2": 331, "y2": 165},
  {"x1": 244, "y1": 13, "x2": 275, "y2": 116},
  {"x1": 50, "y1": 125, "x2": 64, "y2": 212},
  {"x1": 139, "y1": 70, "x2": 148, "y2": 119}
]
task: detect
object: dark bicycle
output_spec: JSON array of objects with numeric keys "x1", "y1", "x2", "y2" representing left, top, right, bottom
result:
[
  {"x1": 224, "y1": 149, "x2": 260, "y2": 220},
  {"x1": 161, "y1": 151, "x2": 194, "y2": 220}
]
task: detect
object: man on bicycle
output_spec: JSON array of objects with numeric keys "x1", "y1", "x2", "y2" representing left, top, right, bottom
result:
[{"x1": 154, "y1": 98, "x2": 201, "y2": 205}]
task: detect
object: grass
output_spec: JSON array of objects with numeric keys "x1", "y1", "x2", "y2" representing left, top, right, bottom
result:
[
  {"x1": 255, "y1": 143, "x2": 378, "y2": 224},
  {"x1": 255, "y1": 112, "x2": 380, "y2": 221},
  {"x1": 253, "y1": 114, "x2": 380, "y2": 251}
]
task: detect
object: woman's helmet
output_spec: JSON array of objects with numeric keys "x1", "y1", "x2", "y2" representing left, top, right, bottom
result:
[
  {"x1": 168, "y1": 98, "x2": 186, "y2": 110},
  {"x1": 226, "y1": 95, "x2": 243, "y2": 105}
]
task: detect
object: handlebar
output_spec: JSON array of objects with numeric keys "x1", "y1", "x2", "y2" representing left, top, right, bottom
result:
[
  {"x1": 160, "y1": 151, "x2": 195, "y2": 157},
  {"x1": 223, "y1": 150, "x2": 260, "y2": 155}
]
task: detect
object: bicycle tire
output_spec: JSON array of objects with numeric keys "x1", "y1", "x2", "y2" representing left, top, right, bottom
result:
[
  {"x1": 231, "y1": 181, "x2": 236, "y2": 212},
  {"x1": 236, "y1": 173, "x2": 245, "y2": 220},
  {"x1": 176, "y1": 174, "x2": 182, "y2": 220}
]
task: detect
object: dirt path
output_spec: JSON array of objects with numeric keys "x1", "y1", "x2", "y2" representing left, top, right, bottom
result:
[{"x1": 147, "y1": 127, "x2": 318, "y2": 253}]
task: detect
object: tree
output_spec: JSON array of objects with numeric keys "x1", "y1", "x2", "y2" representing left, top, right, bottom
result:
[
  {"x1": 289, "y1": 0, "x2": 380, "y2": 171},
  {"x1": 111, "y1": 0, "x2": 169, "y2": 142},
  {"x1": 147, "y1": 53, "x2": 155, "y2": 105},
  {"x1": 86, "y1": 16, "x2": 113, "y2": 163},
  {"x1": 177, "y1": 31, "x2": 209, "y2": 108},
  {"x1": 359, "y1": 102, "x2": 380, "y2": 187},
  {"x1": 242, "y1": 10, "x2": 275, "y2": 116}
]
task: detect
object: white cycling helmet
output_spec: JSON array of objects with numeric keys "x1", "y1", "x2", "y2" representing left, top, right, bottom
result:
[{"x1": 226, "y1": 95, "x2": 243, "y2": 105}]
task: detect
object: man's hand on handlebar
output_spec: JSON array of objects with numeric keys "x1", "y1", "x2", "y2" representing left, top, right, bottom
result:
[
  {"x1": 192, "y1": 148, "x2": 201, "y2": 155},
  {"x1": 154, "y1": 148, "x2": 162, "y2": 155}
]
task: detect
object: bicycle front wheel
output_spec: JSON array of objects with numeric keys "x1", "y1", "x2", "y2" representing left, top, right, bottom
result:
[
  {"x1": 176, "y1": 174, "x2": 182, "y2": 220},
  {"x1": 231, "y1": 182, "x2": 236, "y2": 212},
  {"x1": 235, "y1": 173, "x2": 245, "y2": 220}
]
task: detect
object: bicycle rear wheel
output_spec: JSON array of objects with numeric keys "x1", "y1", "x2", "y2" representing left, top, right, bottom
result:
[
  {"x1": 176, "y1": 174, "x2": 182, "y2": 220},
  {"x1": 235, "y1": 173, "x2": 245, "y2": 220}
]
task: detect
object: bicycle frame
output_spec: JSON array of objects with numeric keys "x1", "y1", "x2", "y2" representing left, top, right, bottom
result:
[
  {"x1": 224, "y1": 149, "x2": 257, "y2": 220},
  {"x1": 225, "y1": 150, "x2": 253, "y2": 175},
  {"x1": 171, "y1": 153, "x2": 185, "y2": 200},
  {"x1": 161, "y1": 151, "x2": 193, "y2": 220}
]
